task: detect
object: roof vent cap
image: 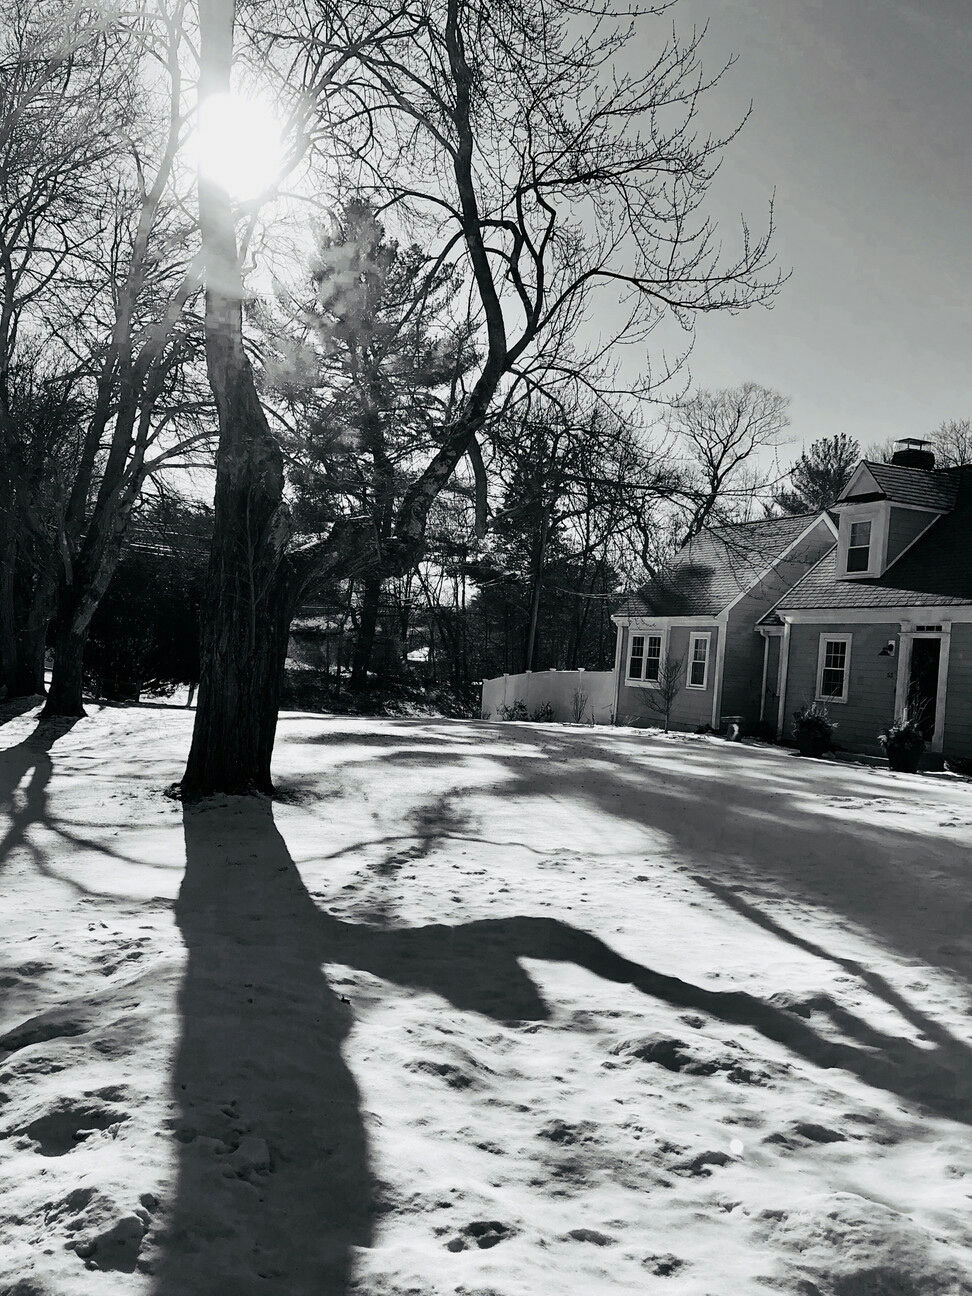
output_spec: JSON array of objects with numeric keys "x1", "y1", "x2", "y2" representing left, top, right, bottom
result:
[{"x1": 890, "y1": 437, "x2": 935, "y2": 470}]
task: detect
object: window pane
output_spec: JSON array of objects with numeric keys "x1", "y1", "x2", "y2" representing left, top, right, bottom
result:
[
  {"x1": 849, "y1": 520, "x2": 871, "y2": 547},
  {"x1": 846, "y1": 519, "x2": 871, "y2": 572},
  {"x1": 820, "y1": 639, "x2": 847, "y2": 698},
  {"x1": 628, "y1": 635, "x2": 644, "y2": 679},
  {"x1": 820, "y1": 668, "x2": 844, "y2": 697},
  {"x1": 644, "y1": 635, "x2": 661, "y2": 682},
  {"x1": 825, "y1": 641, "x2": 846, "y2": 669},
  {"x1": 689, "y1": 636, "x2": 707, "y2": 686}
]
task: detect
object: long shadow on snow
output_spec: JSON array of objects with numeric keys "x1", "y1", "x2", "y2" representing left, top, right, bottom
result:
[
  {"x1": 159, "y1": 782, "x2": 972, "y2": 1294},
  {"x1": 0, "y1": 716, "x2": 80, "y2": 873},
  {"x1": 334, "y1": 728, "x2": 972, "y2": 1119},
  {"x1": 374, "y1": 727, "x2": 972, "y2": 988}
]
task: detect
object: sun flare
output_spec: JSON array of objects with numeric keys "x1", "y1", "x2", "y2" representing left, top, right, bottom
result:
[{"x1": 194, "y1": 92, "x2": 284, "y2": 202}]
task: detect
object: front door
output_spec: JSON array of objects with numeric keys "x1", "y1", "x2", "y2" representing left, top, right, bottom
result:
[{"x1": 908, "y1": 636, "x2": 941, "y2": 740}]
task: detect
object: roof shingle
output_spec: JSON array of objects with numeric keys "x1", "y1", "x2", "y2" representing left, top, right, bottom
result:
[
  {"x1": 616, "y1": 513, "x2": 824, "y2": 619},
  {"x1": 842, "y1": 462, "x2": 961, "y2": 511}
]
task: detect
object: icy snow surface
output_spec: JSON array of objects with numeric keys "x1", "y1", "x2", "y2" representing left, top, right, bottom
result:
[{"x1": 2, "y1": 704, "x2": 972, "y2": 1295}]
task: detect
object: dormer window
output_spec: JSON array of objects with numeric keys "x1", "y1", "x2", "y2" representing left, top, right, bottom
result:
[
  {"x1": 846, "y1": 520, "x2": 871, "y2": 572},
  {"x1": 836, "y1": 502, "x2": 888, "y2": 578}
]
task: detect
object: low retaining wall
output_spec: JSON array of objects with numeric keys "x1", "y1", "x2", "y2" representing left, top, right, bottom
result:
[{"x1": 481, "y1": 669, "x2": 615, "y2": 724}]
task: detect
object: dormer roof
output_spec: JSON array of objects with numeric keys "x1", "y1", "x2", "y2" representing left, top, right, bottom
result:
[
  {"x1": 839, "y1": 461, "x2": 960, "y2": 512},
  {"x1": 764, "y1": 465, "x2": 972, "y2": 613}
]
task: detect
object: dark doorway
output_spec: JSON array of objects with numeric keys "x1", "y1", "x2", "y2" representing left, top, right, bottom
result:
[{"x1": 908, "y1": 637, "x2": 940, "y2": 740}]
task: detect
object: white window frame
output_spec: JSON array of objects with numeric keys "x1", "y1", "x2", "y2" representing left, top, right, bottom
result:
[
  {"x1": 625, "y1": 626, "x2": 666, "y2": 689},
  {"x1": 846, "y1": 519, "x2": 872, "y2": 573},
  {"x1": 815, "y1": 633, "x2": 852, "y2": 704},
  {"x1": 835, "y1": 503, "x2": 889, "y2": 579},
  {"x1": 686, "y1": 632, "x2": 711, "y2": 690}
]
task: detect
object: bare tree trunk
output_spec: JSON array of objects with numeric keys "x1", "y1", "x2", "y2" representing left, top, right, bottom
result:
[
  {"x1": 350, "y1": 573, "x2": 381, "y2": 689},
  {"x1": 18, "y1": 567, "x2": 55, "y2": 694},
  {"x1": 43, "y1": 608, "x2": 87, "y2": 717},
  {"x1": 524, "y1": 510, "x2": 550, "y2": 673},
  {"x1": 180, "y1": 0, "x2": 294, "y2": 797}
]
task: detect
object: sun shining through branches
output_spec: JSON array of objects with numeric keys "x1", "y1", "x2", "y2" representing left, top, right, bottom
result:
[{"x1": 193, "y1": 91, "x2": 284, "y2": 201}]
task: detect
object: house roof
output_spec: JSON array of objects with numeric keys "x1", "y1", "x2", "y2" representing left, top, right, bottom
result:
[
  {"x1": 766, "y1": 466, "x2": 972, "y2": 615},
  {"x1": 615, "y1": 513, "x2": 823, "y2": 619},
  {"x1": 840, "y1": 462, "x2": 961, "y2": 511}
]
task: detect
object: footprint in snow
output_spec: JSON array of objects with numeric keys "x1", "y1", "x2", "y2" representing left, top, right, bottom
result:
[
  {"x1": 763, "y1": 1122, "x2": 847, "y2": 1150},
  {"x1": 566, "y1": 1227, "x2": 616, "y2": 1246},
  {"x1": 644, "y1": 1253, "x2": 685, "y2": 1276},
  {"x1": 17, "y1": 1099, "x2": 128, "y2": 1156},
  {"x1": 445, "y1": 1220, "x2": 514, "y2": 1251}
]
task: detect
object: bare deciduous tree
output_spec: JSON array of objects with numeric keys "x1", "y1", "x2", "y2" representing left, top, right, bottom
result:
[
  {"x1": 932, "y1": 418, "x2": 972, "y2": 468},
  {"x1": 642, "y1": 654, "x2": 684, "y2": 733},
  {"x1": 184, "y1": 0, "x2": 784, "y2": 794},
  {"x1": 671, "y1": 383, "x2": 790, "y2": 540}
]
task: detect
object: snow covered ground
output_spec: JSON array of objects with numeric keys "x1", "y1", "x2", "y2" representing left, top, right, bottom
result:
[{"x1": 2, "y1": 703, "x2": 972, "y2": 1296}]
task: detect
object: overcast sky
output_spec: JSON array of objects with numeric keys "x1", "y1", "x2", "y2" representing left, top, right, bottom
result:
[{"x1": 630, "y1": 0, "x2": 972, "y2": 458}]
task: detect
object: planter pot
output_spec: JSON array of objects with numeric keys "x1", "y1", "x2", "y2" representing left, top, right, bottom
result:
[
  {"x1": 796, "y1": 731, "x2": 830, "y2": 758},
  {"x1": 886, "y1": 745, "x2": 923, "y2": 773}
]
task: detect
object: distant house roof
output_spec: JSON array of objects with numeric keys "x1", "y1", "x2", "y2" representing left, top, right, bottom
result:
[
  {"x1": 766, "y1": 466, "x2": 972, "y2": 615},
  {"x1": 840, "y1": 462, "x2": 961, "y2": 512},
  {"x1": 615, "y1": 513, "x2": 824, "y2": 619}
]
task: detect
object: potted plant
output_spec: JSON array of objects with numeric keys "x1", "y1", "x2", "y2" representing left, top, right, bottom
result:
[
  {"x1": 879, "y1": 719, "x2": 925, "y2": 773},
  {"x1": 792, "y1": 702, "x2": 836, "y2": 757}
]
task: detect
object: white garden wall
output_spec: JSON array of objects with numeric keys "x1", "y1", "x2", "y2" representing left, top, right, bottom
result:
[{"x1": 480, "y1": 669, "x2": 615, "y2": 724}]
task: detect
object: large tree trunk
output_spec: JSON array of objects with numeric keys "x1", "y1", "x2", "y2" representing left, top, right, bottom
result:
[
  {"x1": 42, "y1": 608, "x2": 87, "y2": 718},
  {"x1": 184, "y1": 560, "x2": 295, "y2": 796},
  {"x1": 180, "y1": 0, "x2": 293, "y2": 797},
  {"x1": 13, "y1": 567, "x2": 55, "y2": 696},
  {"x1": 179, "y1": 175, "x2": 292, "y2": 792},
  {"x1": 350, "y1": 574, "x2": 381, "y2": 689}
]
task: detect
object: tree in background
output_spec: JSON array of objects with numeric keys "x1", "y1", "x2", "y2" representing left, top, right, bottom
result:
[
  {"x1": 0, "y1": 357, "x2": 86, "y2": 697},
  {"x1": 0, "y1": 5, "x2": 125, "y2": 698},
  {"x1": 672, "y1": 384, "x2": 790, "y2": 539},
  {"x1": 42, "y1": 1, "x2": 209, "y2": 718},
  {"x1": 85, "y1": 494, "x2": 212, "y2": 702},
  {"x1": 774, "y1": 434, "x2": 860, "y2": 514},
  {"x1": 461, "y1": 395, "x2": 675, "y2": 678},
  {"x1": 262, "y1": 200, "x2": 475, "y2": 689},
  {"x1": 931, "y1": 419, "x2": 972, "y2": 467}
]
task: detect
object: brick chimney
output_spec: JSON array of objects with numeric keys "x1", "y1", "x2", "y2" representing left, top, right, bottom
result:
[{"x1": 890, "y1": 437, "x2": 935, "y2": 470}]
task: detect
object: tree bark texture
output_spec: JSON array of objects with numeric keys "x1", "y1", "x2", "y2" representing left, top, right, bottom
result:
[
  {"x1": 41, "y1": 616, "x2": 86, "y2": 718},
  {"x1": 181, "y1": 0, "x2": 295, "y2": 796},
  {"x1": 350, "y1": 574, "x2": 381, "y2": 689}
]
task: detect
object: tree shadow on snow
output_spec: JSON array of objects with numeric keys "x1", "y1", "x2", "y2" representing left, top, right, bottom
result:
[
  {"x1": 371, "y1": 727, "x2": 972, "y2": 989},
  {"x1": 0, "y1": 716, "x2": 80, "y2": 874},
  {"x1": 159, "y1": 781, "x2": 972, "y2": 1294}
]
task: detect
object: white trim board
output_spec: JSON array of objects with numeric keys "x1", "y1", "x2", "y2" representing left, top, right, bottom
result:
[
  {"x1": 776, "y1": 620, "x2": 792, "y2": 738},
  {"x1": 779, "y1": 605, "x2": 972, "y2": 625},
  {"x1": 710, "y1": 623, "x2": 728, "y2": 728},
  {"x1": 894, "y1": 625, "x2": 951, "y2": 753},
  {"x1": 612, "y1": 614, "x2": 721, "y2": 627},
  {"x1": 611, "y1": 620, "x2": 624, "y2": 725}
]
